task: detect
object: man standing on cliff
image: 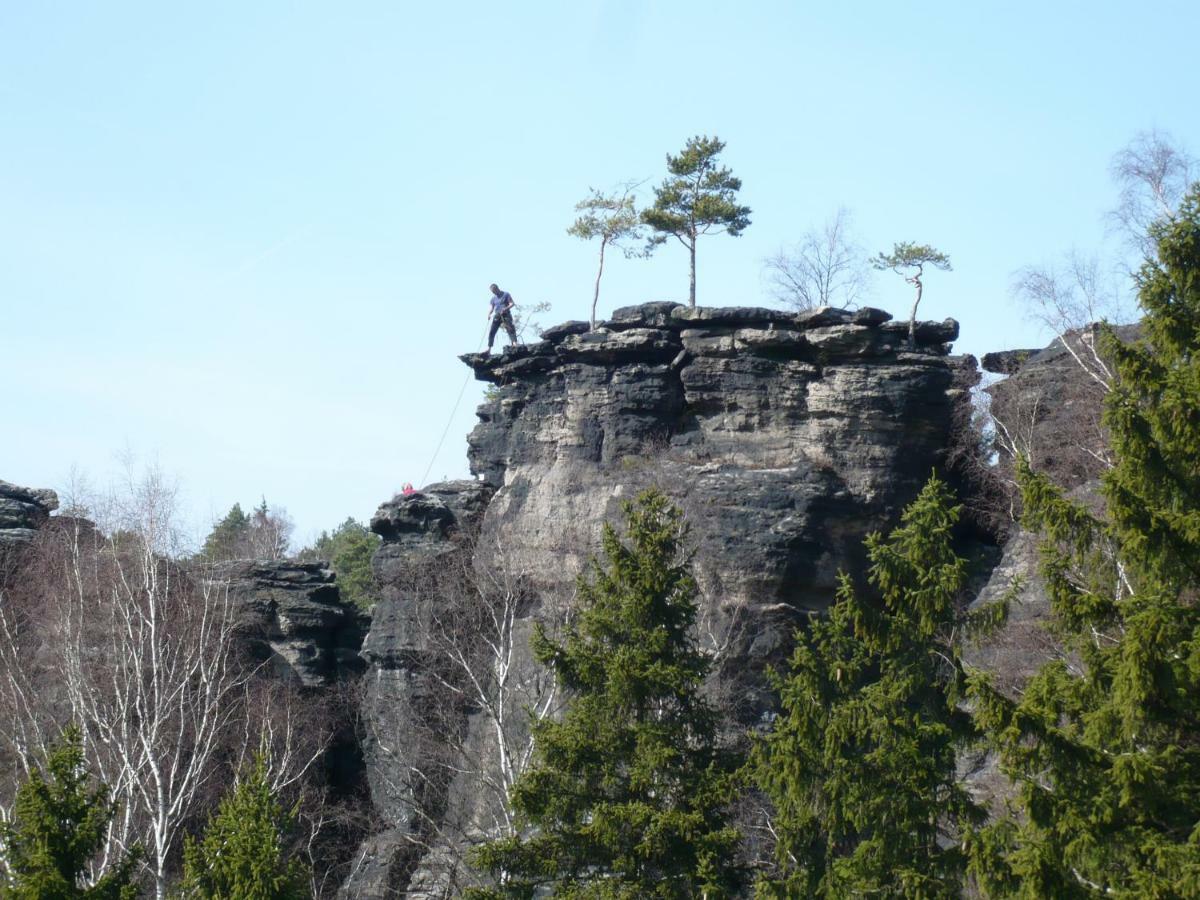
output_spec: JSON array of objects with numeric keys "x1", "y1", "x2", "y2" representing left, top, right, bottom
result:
[{"x1": 485, "y1": 283, "x2": 519, "y2": 353}]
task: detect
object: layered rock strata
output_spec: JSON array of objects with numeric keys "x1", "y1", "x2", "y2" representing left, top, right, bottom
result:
[
  {"x1": 222, "y1": 560, "x2": 366, "y2": 688},
  {"x1": 0, "y1": 480, "x2": 58, "y2": 554},
  {"x1": 344, "y1": 304, "x2": 977, "y2": 896},
  {"x1": 340, "y1": 480, "x2": 492, "y2": 899},
  {"x1": 462, "y1": 303, "x2": 970, "y2": 685}
]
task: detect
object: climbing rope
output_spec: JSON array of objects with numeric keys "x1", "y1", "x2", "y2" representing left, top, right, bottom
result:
[{"x1": 418, "y1": 322, "x2": 489, "y2": 488}]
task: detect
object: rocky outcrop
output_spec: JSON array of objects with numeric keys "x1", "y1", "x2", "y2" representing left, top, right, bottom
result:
[
  {"x1": 346, "y1": 304, "x2": 977, "y2": 895},
  {"x1": 982, "y1": 325, "x2": 1137, "y2": 492},
  {"x1": 966, "y1": 326, "x2": 1135, "y2": 697},
  {"x1": 341, "y1": 480, "x2": 492, "y2": 899},
  {"x1": 222, "y1": 560, "x2": 366, "y2": 688},
  {"x1": 0, "y1": 480, "x2": 58, "y2": 555},
  {"x1": 462, "y1": 303, "x2": 969, "y2": 656}
]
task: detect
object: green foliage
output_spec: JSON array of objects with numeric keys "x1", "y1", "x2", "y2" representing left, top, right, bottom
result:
[
  {"x1": 966, "y1": 186, "x2": 1200, "y2": 897},
  {"x1": 200, "y1": 499, "x2": 292, "y2": 562},
  {"x1": 200, "y1": 503, "x2": 249, "y2": 561},
  {"x1": 304, "y1": 517, "x2": 381, "y2": 609},
  {"x1": 872, "y1": 242, "x2": 952, "y2": 275},
  {"x1": 467, "y1": 489, "x2": 743, "y2": 898},
  {"x1": 872, "y1": 241, "x2": 952, "y2": 346},
  {"x1": 179, "y1": 756, "x2": 309, "y2": 900},
  {"x1": 751, "y1": 474, "x2": 987, "y2": 898},
  {"x1": 642, "y1": 135, "x2": 751, "y2": 307},
  {"x1": 0, "y1": 726, "x2": 141, "y2": 900},
  {"x1": 568, "y1": 184, "x2": 647, "y2": 326}
]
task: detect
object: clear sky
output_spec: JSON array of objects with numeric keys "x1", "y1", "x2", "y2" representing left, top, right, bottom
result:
[{"x1": 3, "y1": 1, "x2": 1197, "y2": 547}]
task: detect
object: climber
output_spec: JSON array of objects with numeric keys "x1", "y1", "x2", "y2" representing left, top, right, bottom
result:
[
  {"x1": 484, "y1": 283, "x2": 519, "y2": 353},
  {"x1": 401, "y1": 482, "x2": 416, "y2": 496}
]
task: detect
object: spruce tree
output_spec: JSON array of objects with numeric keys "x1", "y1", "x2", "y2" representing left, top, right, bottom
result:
[
  {"x1": 468, "y1": 489, "x2": 742, "y2": 899},
  {"x1": 967, "y1": 186, "x2": 1200, "y2": 896},
  {"x1": 750, "y1": 473, "x2": 988, "y2": 898},
  {"x1": 302, "y1": 518, "x2": 381, "y2": 610},
  {"x1": 200, "y1": 503, "x2": 249, "y2": 561},
  {"x1": 0, "y1": 726, "x2": 141, "y2": 900},
  {"x1": 178, "y1": 757, "x2": 309, "y2": 900}
]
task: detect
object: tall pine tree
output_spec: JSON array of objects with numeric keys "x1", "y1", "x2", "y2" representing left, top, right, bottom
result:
[
  {"x1": 751, "y1": 473, "x2": 989, "y2": 898},
  {"x1": 0, "y1": 726, "x2": 141, "y2": 900},
  {"x1": 968, "y1": 186, "x2": 1200, "y2": 897},
  {"x1": 178, "y1": 756, "x2": 309, "y2": 900},
  {"x1": 468, "y1": 489, "x2": 742, "y2": 899}
]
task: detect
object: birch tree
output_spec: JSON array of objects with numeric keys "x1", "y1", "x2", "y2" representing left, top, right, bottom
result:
[
  {"x1": 0, "y1": 469, "x2": 325, "y2": 898},
  {"x1": 764, "y1": 207, "x2": 870, "y2": 311}
]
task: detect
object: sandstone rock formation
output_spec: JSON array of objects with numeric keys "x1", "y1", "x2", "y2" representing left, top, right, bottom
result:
[
  {"x1": 463, "y1": 303, "x2": 971, "y2": 681},
  {"x1": 964, "y1": 328, "x2": 1127, "y2": 685},
  {"x1": 344, "y1": 304, "x2": 979, "y2": 896},
  {"x1": 340, "y1": 480, "x2": 493, "y2": 898},
  {"x1": 221, "y1": 559, "x2": 367, "y2": 688},
  {"x1": 0, "y1": 480, "x2": 58, "y2": 555}
]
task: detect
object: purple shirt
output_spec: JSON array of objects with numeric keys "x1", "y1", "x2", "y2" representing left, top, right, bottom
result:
[{"x1": 490, "y1": 291, "x2": 512, "y2": 314}]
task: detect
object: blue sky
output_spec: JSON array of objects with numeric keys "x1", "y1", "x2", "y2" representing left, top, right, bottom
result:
[{"x1": 3, "y1": 1, "x2": 1197, "y2": 545}]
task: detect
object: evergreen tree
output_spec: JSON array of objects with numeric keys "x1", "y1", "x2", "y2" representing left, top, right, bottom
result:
[
  {"x1": 178, "y1": 756, "x2": 309, "y2": 900},
  {"x1": 200, "y1": 503, "x2": 249, "y2": 561},
  {"x1": 468, "y1": 489, "x2": 742, "y2": 899},
  {"x1": 751, "y1": 474, "x2": 988, "y2": 898},
  {"x1": 872, "y1": 242, "x2": 952, "y2": 348},
  {"x1": 568, "y1": 183, "x2": 649, "y2": 328},
  {"x1": 642, "y1": 135, "x2": 751, "y2": 308},
  {"x1": 302, "y1": 518, "x2": 380, "y2": 610},
  {"x1": 967, "y1": 186, "x2": 1200, "y2": 897},
  {"x1": 0, "y1": 726, "x2": 141, "y2": 900}
]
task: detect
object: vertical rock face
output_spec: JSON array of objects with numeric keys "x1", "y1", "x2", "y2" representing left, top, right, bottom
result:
[
  {"x1": 966, "y1": 330, "x2": 1128, "y2": 695},
  {"x1": 0, "y1": 480, "x2": 58, "y2": 556},
  {"x1": 345, "y1": 304, "x2": 978, "y2": 896},
  {"x1": 222, "y1": 560, "x2": 367, "y2": 688},
  {"x1": 341, "y1": 480, "x2": 492, "y2": 899},
  {"x1": 464, "y1": 304, "x2": 970, "y2": 666}
]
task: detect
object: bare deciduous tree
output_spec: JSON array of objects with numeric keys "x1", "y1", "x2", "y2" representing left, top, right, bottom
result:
[
  {"x1": 763, "y1": 207, "x2": 870, "y2": 311},
  {"x1": 1011, "y1": 250, "x2": 1130, "y2": 393},
  {"x1": 0, "y1": 468, "x2": 328, "y2": 898},
  {"x1": 1109, "y1": 129, "x2": 1197, "y2": 259}
]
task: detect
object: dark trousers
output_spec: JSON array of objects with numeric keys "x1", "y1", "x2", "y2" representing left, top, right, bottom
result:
[{"x1": 488, "y1": 310, "x2": 517, "y2": 348}]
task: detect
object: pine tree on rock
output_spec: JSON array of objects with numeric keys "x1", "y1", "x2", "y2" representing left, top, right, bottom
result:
[
  {"x1": 751, "y1": 473, "x2": 989, "y2": 898},
  {"x1": 0, "y1": 726, "x2": 141, "y2": 900},
  {"x1": 967, "y1": 186, "x2": 1200, "y2": 897},
  {"x1": 642, "y1": 135, "x2": 751, "y2": 308},
  {"x1": 467, "y1": 489, "x2": 742, "y2": 899},
  {"x1": 178, "y1": 756, "x2": 309, "y2": 900}
]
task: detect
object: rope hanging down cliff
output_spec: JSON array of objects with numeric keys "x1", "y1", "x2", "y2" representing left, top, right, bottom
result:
[{"x1": 418, "y1": 321, "x2": 488, "y2": 488}]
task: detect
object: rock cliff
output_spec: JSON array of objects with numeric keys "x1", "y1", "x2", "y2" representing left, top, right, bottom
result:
[
  {"x1": 461, "y1": 303, "x2": 971, "y2": 707},
  {"x1": 0, "y1": 480, "x2": 58, "y2": 557},
  {"x1": 221, "y1": 559, "x2": 367, "y2": 688},
  {"x1": 344, "y1": 303, "x2": 980, "y2": 896}
]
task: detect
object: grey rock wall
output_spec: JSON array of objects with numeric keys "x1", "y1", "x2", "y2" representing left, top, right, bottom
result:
[
  {"x1": 340, "y1": 480, "x2": 492, "y2": 899},
  {"x1": 464, "y1": 303, "x2": 969, "y2": 645},
  {"x1": 344, "y1": 304, "x2": 978, "y2": 896},
  {"x1": 222, "y1": 559, "x2": 366, "y2": 688},
  {"x1": 0, "y1": 480, "x2": 58, "y2": 554}
]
